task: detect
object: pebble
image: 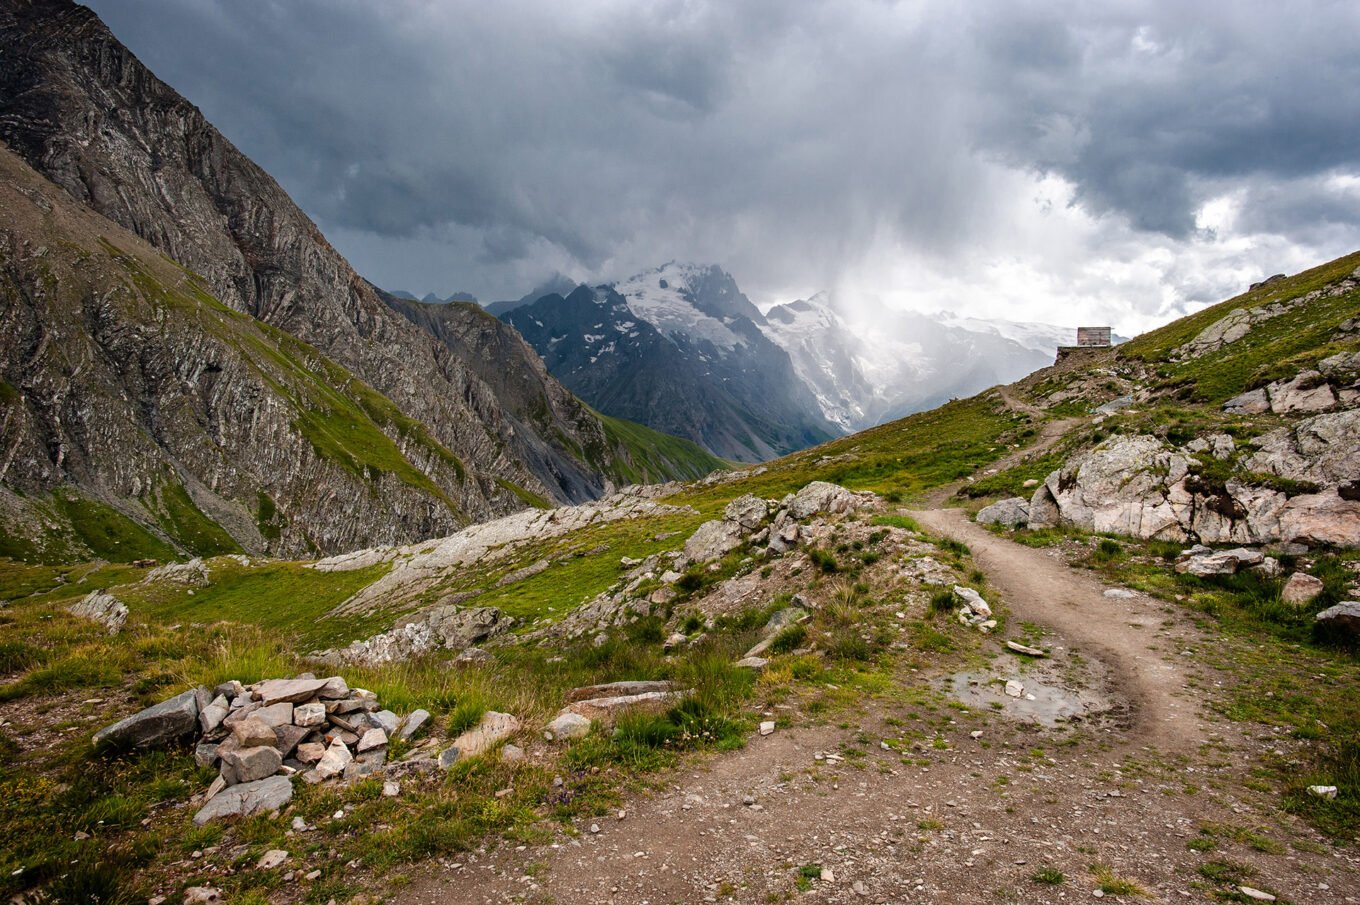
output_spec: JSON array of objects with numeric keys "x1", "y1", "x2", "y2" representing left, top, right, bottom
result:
[
  {"x1": 1238, "y1": 888, "x2": 1276, "y2": 902},
  {"x1": 590, "y1": 823, "x2": 600, "y2": 834},
  {"x1": 759, "y1": 720, "x2": 776, "y2": 736}
]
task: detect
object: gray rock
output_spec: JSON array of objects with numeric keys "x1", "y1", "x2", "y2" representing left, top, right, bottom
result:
[
  {"x1": 293, "y1": 702, "x2": 326, "y2": 728},
  {"x1": 444, "y1": 711, "x2": 519, "y2": 763},
  {"x1": 194, "y1": 742, "x2": 220, "y2": 769},
  {"x1": 66, "y1": 591, "x2": 128, "y2": 635},
  {"x1": 567, "y1": 680, "x2": 677, "y2": 703},
  {"x1": 1223, "y1": 387, "x2": 1270, "y2": 414},
  {"x1": 233, "y1": 717, "x2": 279, "y2": 748},
  {"x1": 317, "y1": 606, "x2": 512, "y2": 667},
  {"x1": 501, "y1": 743, "x2": 526, "y2": 764},
  {"x1": 93, "y1": 687, "x2": 203, "y2": 751},
  {"x1": 786, "y1": 481, "x2": 865, "y2": 520},
  {"x1": 356, "y1": 728, "x2": 388, "y2": 753},
  {"x1": 398, "y1": 709, "x2": 431, "y2": 742},
  {"x1": 254, "y1": 678, "x2": 330, "y2": 705},
  {"x1": 724, "y1": 494, "x2": 769, "y2": 530},
  {"x1": 1282, "y1": 572, "x2": 1326, "y2": 605},
  {"x1": 253, "y1": 702, "x2": 294, "y2": 728},
  {"x1": 256, "y1": 849, "x2": 288, "y2": 870},
  {"x1": 314, "y1": 740, "x2": 353, "y2": 779},
  {"x1": 764, "y1": 607, "x2": 809, "y2": 634},
  {"x1": 1176, "y1": 547, "x2": 1263, "y2": 577},
  {"x1": 734, "y1": 657, "x2": 769, "y2": 670},
  {"x1": 192, "y1": 775, "x2": 293, "y2": 825},
  {"x1": 566, "y1": 691, "x2": 686, "y2": 724},
  {"x1": 316, "y1": 676, "x2": 350, "y2": 699},
  {"x1": 683, "y1": 519, "x2": 745, "y2": 563},
  {"x1": 223, "y1": 744, "x2": 282, "y2": 783},
  {"x1": 544, "y1": 711, "x2": 592, "y2": 742},
  {"x1": 198, "y1": 695, "x2": 230, "y2": 734},
  {"x1": 976, "y1": 497, "x2": 1030, "y2": 529},
  {"x1": 1315, "y1": 601, "x2": 1360, "y2": 637},
  {"x1": 272, "y1": 724, "x2": 310, "y2": 758},
  {"x1": 371, "y1": 709, "x2": 400, "y2": 735},
  {"x1": 453, "y1": 647, "x2": 494, "y2": 666}
]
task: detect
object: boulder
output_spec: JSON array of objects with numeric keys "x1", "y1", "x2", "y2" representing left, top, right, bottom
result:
[
  {"x1": 787, "y1": 481, "x2": 864, "y2": 520},
  {"x1": 544, "y1": 711, "x2": 592, "y2": 742},
  {"x1": 1315, "y1": 601, "x2": 1360, "y2": 637},
  {"x1": 1176, "y1": 548, "x2": 1264, "y2": 577},
  {"x1": 222, "y1": 745, "x2": 282, "y2": 783},
  {"x1": 683, "y1": 519, "x2": 745, "y2": 563},
  {"x1": 357, "y1": 728, "x2": 388, "y2": 753},
  {"x1": 1282, "y1": 573, "x2": 1326, "y2": 605},
  {"x1": 143, "y1": 558, "x2": 210, "y2": 587},
  {"x1": 93, "y1": 687, "x2": 203, "y2": 751},
  {"x1": 192, "y1": 775, "x2": 293, "y2": 825},
  {"x1": 444, "y1": 711, "x2": 520, "y2": 763},
  {"x1": 371, "y1": 710, "x2": 400, "y2": 735},
  {"x1": 724, "y1": 494, "x2": 769, "y2": 530},
  {"x1": 1265, "y1": 371, "x2": 1337, "y2": 413},
  {"x1": 976, "y1": 497, "x2": 1030, "y2": 529},
  {"x1": 66, "y1": 591, "x2": 128, "y2": 635}
]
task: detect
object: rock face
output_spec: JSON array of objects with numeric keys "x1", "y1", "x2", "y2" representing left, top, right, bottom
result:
[
  {"x1": 976, "y1": 498, "x2": 1030, "y2": 529},
  {"x1": 93, "y1": 687, "x2": 203, "y2": 750},
  {"x1": 1030, "y1": 427, "x2": 1360, "y2": 546},
  {"x1": 0, "y1": 0, "x2": 713, "y2": 560},
  {"x1": 66, "y1": 591, "x2": 128, "y2": 635}
]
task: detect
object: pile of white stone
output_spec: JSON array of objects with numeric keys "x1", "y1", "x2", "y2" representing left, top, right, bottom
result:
[{"x1": 93, "y1": 674, "x2": 430, "y2": 825}]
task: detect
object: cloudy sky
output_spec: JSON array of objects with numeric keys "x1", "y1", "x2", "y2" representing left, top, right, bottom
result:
[{"x1": 87, "y1": 0, "x2": 1360, "y2": 335}]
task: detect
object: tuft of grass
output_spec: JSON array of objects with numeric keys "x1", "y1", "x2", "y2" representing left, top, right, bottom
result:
[{"x1": 1030, "y1": 867, "x2": 1065, "y2": 885}]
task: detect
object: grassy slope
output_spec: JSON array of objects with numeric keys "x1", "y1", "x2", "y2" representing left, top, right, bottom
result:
[{"x1": 596, "y1": 412, "x2": 729, "y2": 485}]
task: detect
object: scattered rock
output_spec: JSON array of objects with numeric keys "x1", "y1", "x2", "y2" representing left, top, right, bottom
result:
[
  {"x1": 383, "y1": 780, "x2": 401, "y2": 797},
  {"x1": 1237, "y1": 887, "x2": 1276, "y2": 903},
  {"x1": 724, "y1": 494, "x2": 769, "y2": 530},
  {"x1": 1314, "y1": 601, "x2": 1360, "y2": 637},
  {"x1": 759, "y1": 720, "x2": 775, "y2": 736},
  {"x1": 567, "y1": 680, "x2": 677, "y2": 703},
  {"x1": 398, "y1": 709, "x2": 431, "y2": 741},
  {"x1": 182, "y1": 887, "x2": 223, "y2": 904},
  {"x1": 445, "y1": 711, "x2": 521, "y2": 763},
  {"x1": 1103, "y1": 588, "x2": 1137, "y2": 599},
  {"x1": 316, "y1": 606, "x2": 513, "y2": 667},
  {"x1": 976, "y1": 497, "x2": 1030, "y2": 529},
  {"x1": 1281, "y1": 572, "x2": 1326, "y2": 605},
  {"x1": 544, "y1": 712, "x2": 592, "y2": 742},
  {"x1": 1004, "y1": 680, "x2": 1024, "y2": 698},
  {"x1": 93, "y1": 687, "x2": 204, "y2": 751},
  {"x1": 683, "y1": 519, "x2": 745, "y2": 563},
  {"x1": 953, "y1": 587, "x2": 991, "y2": 618},
  {"x1": 66, "y1": 590, "x2": 128, "y2": 635},
  {"x1": 734, "y1": 657, "x2": 769, "y2": 670},
  {"x1": 1005, "y1": 641, "x2": 1046, "y2": 657},
  {"x1": 192, "y1": 775, "x2": 293, "y2": 825},
  {"x1": 787, "y1": 481, "x2": 867, "y2": 520},
  {"x1": 1307, "y1": 785, "x2": 1338, "y2": 799},
  {"x1": 256, "y1": 849, "x2": 288, "y2": 870},
  {"x1": 566, "y1": 690, "x2": 687, "y2": 724}
]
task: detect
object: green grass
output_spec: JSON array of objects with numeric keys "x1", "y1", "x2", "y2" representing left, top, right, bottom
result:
[
  {"x1": 122, "y1": 559, "x2": 393, "y2": 648},
  {"x1": 53, "y1": 490, "x2": 176, "y2": 564},
  {"x1": 1122, "y1": 249, "x2": 1360, "y2": 403},
  {"x1": 596, "y1": 412, "x2": 727, "y2": 484},
  {"x1": 145, "y1": 482, "x2": 243, "y2": 558}
]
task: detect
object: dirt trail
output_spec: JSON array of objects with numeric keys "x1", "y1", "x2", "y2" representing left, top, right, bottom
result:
[
  {"x1": 392, "y1": 401, "x2": 1354, "y2": 904},
  {"x1": 908, "y1": 508, "x2": 1204, "y2": 750},
  {"x1": 918, "y1": 388, "x2": 1081, "y2": 508}
]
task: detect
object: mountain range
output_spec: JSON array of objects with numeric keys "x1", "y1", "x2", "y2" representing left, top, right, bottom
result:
[
  {"x1": 0, "y1": 0, "x2": 720, "y2": 562},
  {"x1": 492, "y1": 263, "x2": 1085, "y2": 457}
]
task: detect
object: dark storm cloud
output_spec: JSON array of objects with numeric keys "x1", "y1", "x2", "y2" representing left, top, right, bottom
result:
[{"x1": 82, "y1": 0, "x2": 1360, "y2": 308}]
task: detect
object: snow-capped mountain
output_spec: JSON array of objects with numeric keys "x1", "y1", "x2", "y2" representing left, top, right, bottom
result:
[
  {"x1": 501, "y1": 266, "x2": 837, "y2": 462},
  {"x1": 761, "y1": 293, "x2": 1086, "y2": 431}
]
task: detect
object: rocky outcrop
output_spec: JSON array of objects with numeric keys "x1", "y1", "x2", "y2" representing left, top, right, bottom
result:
[
  {"x1": 1176, "y1": 269, "x2": 1359, "y2": 361},
  {"x1": 67, "y1": 591, "x2": 128, "y2": 635},
  {"x1": 1029, "y1": 425, "x2": 1360, "y2": 547},
  {"x1": 313, "y1": 606, "x2": 513, "y2": 668}
]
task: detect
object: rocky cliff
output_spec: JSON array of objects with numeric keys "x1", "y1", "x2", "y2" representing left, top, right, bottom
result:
[{"x1": 0, "y1": 0, "x2": 714, "y2": 560}]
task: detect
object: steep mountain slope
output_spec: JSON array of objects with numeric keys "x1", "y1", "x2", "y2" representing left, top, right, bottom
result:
[
  {"x1": 504, "y1": 271, "x2": 838, "y2": 462},
  {"x1": 0, "y1": 0, "x2": 715, "y2": 558},
  {"x1": 0, "y1": 143, "x2": 473, "y2": 560}
]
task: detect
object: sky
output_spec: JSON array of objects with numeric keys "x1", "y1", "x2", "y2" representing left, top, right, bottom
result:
[{"x1": 86, "y1": 0, "x2": 1360, "y2": 336}]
